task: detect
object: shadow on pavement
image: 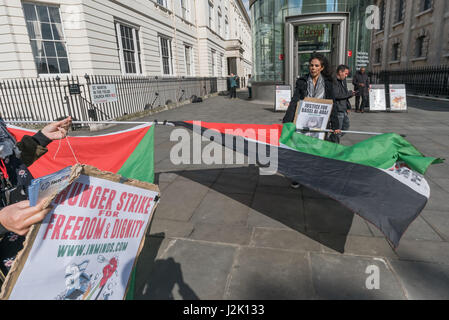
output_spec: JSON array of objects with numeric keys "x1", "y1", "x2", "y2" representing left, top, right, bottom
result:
[
  {"x1": 408, "y1": 98, "x2": 449, "y2": 112},
  {"x1": 172, "y1": 167, "x2": 354, "y2": 253},
  {"x1": 134, "y1": 231, "x2": 199, "y2": 300}
]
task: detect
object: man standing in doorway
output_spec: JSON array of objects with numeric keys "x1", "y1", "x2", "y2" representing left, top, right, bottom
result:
[
  {"x1": 229, "y1": 73, "x2": 239, "y2": 99},
  {"x1": 353, "y1": 67, "x2": 370, "y2": 113}
]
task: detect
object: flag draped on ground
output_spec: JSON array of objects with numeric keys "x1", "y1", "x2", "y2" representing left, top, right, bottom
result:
[{"x1": 174, "y1": 121, "x2": 443, "y2": 248}]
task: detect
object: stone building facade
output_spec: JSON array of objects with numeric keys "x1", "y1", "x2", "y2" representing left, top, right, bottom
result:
[
  {"x1": 370, "y1": 0, "x2": 449, "y2": 71},
  {"x1": 0, "y1": 0, "x2": 252, "y2": 80}
]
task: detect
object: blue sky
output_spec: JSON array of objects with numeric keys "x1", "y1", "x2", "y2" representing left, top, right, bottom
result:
[{"x1": 242, "y1": 0, "x2": 251, "y2": 17}]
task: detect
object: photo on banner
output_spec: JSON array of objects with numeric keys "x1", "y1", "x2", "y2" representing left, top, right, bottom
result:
[
  {"x1": 293, "y1": 97, "x2": 333, "y2": 140},
  {"x1": 0, "y1": 164, "x2": 160, "y2": 300}
]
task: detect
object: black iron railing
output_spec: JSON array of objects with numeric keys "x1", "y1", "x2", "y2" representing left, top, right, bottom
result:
[
  {"x1": 370, "y1": 65, "x2": 449, "y2": 98},
  {"x1": 0, "y1": 75, "x2": 224, "y2": 122}
]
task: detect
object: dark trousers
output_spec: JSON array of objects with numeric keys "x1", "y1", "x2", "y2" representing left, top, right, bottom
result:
[
  {"x1": 355, "y1": 95, "x2": 369, "y2": 111},
  {"x1": 328, "y1": 111, "x2": 350, "y2": 144},
  {"x1": 248, "y1": 87, "x2": 252, "y2": 99},
  {"x1": 230, "y1": 87, "x2": 237, "y2": 99}
]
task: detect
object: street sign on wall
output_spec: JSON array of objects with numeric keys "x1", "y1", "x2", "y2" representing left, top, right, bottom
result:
[{"x1": 90, "y1": 84, "x2": 118, "y2": 104}]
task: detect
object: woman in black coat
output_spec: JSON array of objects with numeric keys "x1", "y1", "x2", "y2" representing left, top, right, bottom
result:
[
  {"x1": 282, "y1": 53, "x2": 340, "y2": 189},
  {"x1": 283, "y1": 53, "x2": 339, "y2": 131}
]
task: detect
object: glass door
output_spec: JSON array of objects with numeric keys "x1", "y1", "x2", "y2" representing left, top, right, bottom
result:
[{"x1": 295, "y1": 23, "x2": 336, "y2": 77}]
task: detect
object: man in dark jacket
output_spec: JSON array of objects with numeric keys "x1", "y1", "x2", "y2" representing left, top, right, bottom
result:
[
  {"x1": 331, "y1": 65, "x2": 355, "y2": 143},
  {"x1": 0, "y1": 117, "x2": 72, "y2": 280},
  {"x1": 352, "y1": 67, "x2": 370, "y2": 113}
]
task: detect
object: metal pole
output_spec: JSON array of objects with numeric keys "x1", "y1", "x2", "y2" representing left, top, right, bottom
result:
[
  {"x1": 298, "y1": 127, "x2": 406, "y2": 137},
  {"x1": 4, "y1": 120, "x2": 175, "y2": 127}
]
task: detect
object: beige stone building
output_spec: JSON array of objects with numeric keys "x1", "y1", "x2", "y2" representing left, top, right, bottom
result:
[
  {"x1": 370, "y1": 0, "x2": 449, "y2": 71},
  {"x1": 0, "y1": 0, "x2": 252, "y2": 80}
]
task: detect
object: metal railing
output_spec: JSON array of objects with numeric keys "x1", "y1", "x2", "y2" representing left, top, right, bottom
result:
[
  {"x1": 0, "y1": 75, "x2": 227, "y2": 122},
  {"x1": 370, "y1": 65, "x2": 449, "y2": 98}
]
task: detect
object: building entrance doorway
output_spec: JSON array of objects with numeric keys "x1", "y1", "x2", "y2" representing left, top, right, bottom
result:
[
  {"x1": 285, "y1": 13, "x2": 349, "y2": 88},
  {"x1": 295, "y1": 23, "x2": 340, "y2": 77}
]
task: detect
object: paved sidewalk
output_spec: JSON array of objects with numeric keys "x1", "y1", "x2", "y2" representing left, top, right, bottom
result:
[{"x1": 87, "y1": 91, "x2": 449, "y2": 300}]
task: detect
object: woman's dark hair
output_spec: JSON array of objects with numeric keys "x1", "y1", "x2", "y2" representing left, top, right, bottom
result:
[{"x1": 309, "y1": 53, "x2": 332, "y2": 79}]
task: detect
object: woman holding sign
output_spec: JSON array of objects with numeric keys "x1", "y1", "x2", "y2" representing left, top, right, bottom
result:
[
  {"x1": 0, "y1": 117, "x2": 72, "y2": 281},
  {"x1": 282, "y1": 53, "x2": 340, "y2": 189}
]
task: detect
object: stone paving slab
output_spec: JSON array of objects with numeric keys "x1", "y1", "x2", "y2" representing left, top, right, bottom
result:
[
  {"x1": 388, "y1": 259, "x2": 449, "y2": 300},
  {"x1": 148, "y1": 218, "x2": 194, "y2": 238},
  {"x1": 137, "y1": 239, "x2": 236, "y2": 300},
  {"x1": 421, "y1": 210, "x2": 449, "y2": 241},
  {"x1": 310, "y1": 253, "x2": 406, "y2": 300},
  {"x1": 191, "y1": 192, "x2": 252, "y2": 226},
  {"x1": 250, "y1": 227, "x2": 322, "y2": 253},
  {"x1": 319, "y1": 235, "x2": 398, "y2": 259},
  {"x1": 225, "y1": 247, "x2": 315, "y2": 300},
  {"x1": 249, "y1": 191, "x2": 305, "y2": 230},
  {"x1": 400, "y1": 217, "x2": 443, "y2": 242},
  {"x1": 394, "y1": 240, "x2": 449, "y2": 265},
  {"x1": 155, "y1": 179, "x2": 210, "y2": 221},
  {"x1": 189, "y1": 223, "x2": 252, "y2": 246}
]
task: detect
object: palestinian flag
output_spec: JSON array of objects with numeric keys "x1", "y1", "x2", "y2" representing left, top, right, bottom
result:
[
  {"x1": 8, "y1": 123, "x2": 155, "y2": 300},
  {"x1": 174, "y1": 121, "x2": 443, "y2": 248},
  {"x1": 7, "y1": 124, "x2": 155, "y2": 184}
]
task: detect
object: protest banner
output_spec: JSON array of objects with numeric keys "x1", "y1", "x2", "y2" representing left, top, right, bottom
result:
[
  {"x1": 294, "y1": 97, "x2": 334, "y2": 140},
  {"x1": 389, "y1": 84, "x2": 408, "y2": 112},
  {"x1": 90, "y1": 84, "x2": 118, "y2": 104},
  {"x1": 274, "y1": 85, "x2": 291, "y2": 112},
  {"x1": 0, "y1": 164, "x2": 160, "y2": 300},
  {"x1": 369, "y1": 84, "x2": 387, "y2": 111}
]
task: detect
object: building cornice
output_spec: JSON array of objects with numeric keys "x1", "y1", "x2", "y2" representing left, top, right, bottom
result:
[{"x1": 235, "y1": 0, "x2": 251, "y2": 27}]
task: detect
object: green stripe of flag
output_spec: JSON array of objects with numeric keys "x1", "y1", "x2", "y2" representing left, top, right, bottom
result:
[
  {"x1": 118, "y1": 125, "x2": 155, "y2": 183},
  {"x1": 279, "y1": 123, "x2": 443, "y2": 174},
  {"x1": 116, "y1": 125, "x2": 155, "y2": 300}
]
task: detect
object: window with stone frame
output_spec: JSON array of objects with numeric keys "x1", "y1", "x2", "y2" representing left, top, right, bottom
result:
[
  {"x1": 22, "y1": 2, "x2": 70, "y2": 74},
  {"x1": 157, "y1": 0, "x2": 167, "y2": 8},
  {"x1": 414, "y1": 30, "x2": 429, "y2": 58},
  {"x1": 392, "y1": 42, "x2": 401, "y2": 61},
  {"x1": 115, "y1": 22, "x2": 142, "y2": 75},
  {"x1": 159, "y1": 36, "x2": 173, "y2": 75},
  {"x1": 415, "y1": 36, "x2": 425, "y2": 58},
  {"x1": 375, "y1": 47, "x2": 382, "y2": 63},
  {"x1": 394, "y1": 0, "x2": 405, "y2": 23},
  {"x1": 379, "y1": 0, "x2": 386, "y2": 30},
  {"x1": 420, "y1": 0, "x2": 433, "y2": 12}
]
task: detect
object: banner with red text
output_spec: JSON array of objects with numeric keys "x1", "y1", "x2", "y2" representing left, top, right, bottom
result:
[{"x1": 1, "y1": 165, "x2": 160, "y2": 300}]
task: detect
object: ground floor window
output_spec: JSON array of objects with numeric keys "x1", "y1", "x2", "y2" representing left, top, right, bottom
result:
[
  {"x1": 22, "y1": 2, "x2": 70, "y2": 74},
  {"x1": 115, "y1": 22, "x2": 142, "y2": 74},
  {"x1": 159, "y1": 36, "x2": 174, "y2": 75}
]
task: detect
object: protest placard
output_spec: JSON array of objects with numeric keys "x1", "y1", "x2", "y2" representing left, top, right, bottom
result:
[
  {"x1": 369, "y1": 84, "x2": 387, "y2": 111},
  {"x1": 0, "y1": 164, "x2": 160, "y2": 300},
  {"x1": 389, "y1": 84, "x2": 408, "y2": 112},
  {"x1": 274, "y1": 85, "x2": 291, "y2": 112},
  {"x1": 294, "y1": 97, "x2": 334, "y2": 140}
]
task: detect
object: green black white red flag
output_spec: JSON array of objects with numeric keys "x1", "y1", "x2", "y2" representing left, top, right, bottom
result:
[{"x1": 174, "y1": 121, "x2": 443, "y2": 248}]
